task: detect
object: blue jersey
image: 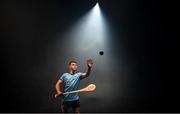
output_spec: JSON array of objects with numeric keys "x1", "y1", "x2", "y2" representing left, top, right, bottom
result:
[{"x1": 59, "y1": 72, "x2": 82, "y2": 101}]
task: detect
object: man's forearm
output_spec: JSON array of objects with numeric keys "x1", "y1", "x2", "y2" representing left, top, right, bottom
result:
[{"x1": 86, "y1": 67, "x2": 91, "y2": 76}]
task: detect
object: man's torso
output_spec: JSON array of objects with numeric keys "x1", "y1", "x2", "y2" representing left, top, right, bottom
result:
[{"x1": 60, "y1": 72, "x2": 81, "y2": 101}]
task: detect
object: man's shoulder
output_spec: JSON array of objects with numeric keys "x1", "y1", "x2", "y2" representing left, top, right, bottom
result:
[
  {"x1": 62, "y1": 73, "x2": 69, "y2": 76},
  {"x1": 75, "y1": 72, "x2": 82, "y2": 75},
  {"x1": 75, "y1": 72, "x2": 82, "y2": 78},
  {"x1": 62, "y1": 72, "x2": 81, "y2": 76}
]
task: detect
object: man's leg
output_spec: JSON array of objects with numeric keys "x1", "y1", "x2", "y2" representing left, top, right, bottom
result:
[
  {"x1": 72, "y1": 107, "x2": 80, "y2": 113},
  {"x1": 61, "y1": 101, "x2": 68, "y2": 113},
  {"x1": 72, "y1": 100, "x2": 80, "y2": 113}
]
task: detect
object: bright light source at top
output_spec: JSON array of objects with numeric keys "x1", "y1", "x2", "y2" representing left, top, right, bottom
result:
[{"x1": 94, "y1": 3, "x2": 100, "y2": 15}]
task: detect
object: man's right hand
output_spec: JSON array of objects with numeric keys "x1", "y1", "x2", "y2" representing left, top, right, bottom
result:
[{"x1": 55, "y1": 91, "x2": 63, "y2": 98}]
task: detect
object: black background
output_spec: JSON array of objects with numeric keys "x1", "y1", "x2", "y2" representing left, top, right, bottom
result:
[{"x1": 0, "y1": 0, "x2": 179, "y2": 112}]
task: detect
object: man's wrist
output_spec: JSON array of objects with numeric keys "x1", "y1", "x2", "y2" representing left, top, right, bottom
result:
[{"x1": 57, "y1": 91, "x2": 62, "y2": 93}]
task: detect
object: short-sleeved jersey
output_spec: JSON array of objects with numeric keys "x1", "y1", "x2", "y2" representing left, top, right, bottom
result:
[{"x1": 59, "y1": 72, "x2": 82, "y2": 101}]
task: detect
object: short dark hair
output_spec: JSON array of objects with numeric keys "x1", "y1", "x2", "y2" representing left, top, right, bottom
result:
[{"x1": 68, "y1": 60, "x2": 77, "y2": 65}]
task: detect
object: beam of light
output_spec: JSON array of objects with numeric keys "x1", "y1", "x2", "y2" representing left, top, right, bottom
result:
[{"x1": 64, "y1": 2, "x2": 109, "y2": 55}]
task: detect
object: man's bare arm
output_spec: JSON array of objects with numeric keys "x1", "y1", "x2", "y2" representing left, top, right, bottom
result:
[
  {"x1": 55, "y1": 80, "x2": 63, "y2": 97},
  {"x1": 81, "y1": 67, "x2": 92, "y2": 79},
  {"x1": 81, "y1": 59, "x2": 93, "y2": 79}
]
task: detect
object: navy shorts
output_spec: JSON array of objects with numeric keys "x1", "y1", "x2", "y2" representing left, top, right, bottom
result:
[{"x1": 61, "y1": 99, "x2": 80, "y2": 112}]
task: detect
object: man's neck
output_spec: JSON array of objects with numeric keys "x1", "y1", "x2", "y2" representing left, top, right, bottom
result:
[{"x1": 69, "y1": 70, "x2": 75, "y2": 74}]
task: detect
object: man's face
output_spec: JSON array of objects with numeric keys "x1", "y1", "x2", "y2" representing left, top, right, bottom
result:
[{"x1": 69, "y1": 62, "x2": 78, "y2": 71}]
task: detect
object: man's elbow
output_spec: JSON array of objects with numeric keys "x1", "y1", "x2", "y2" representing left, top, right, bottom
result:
[
  {"x1": 55, "y1": 83, "x2": 58, "y2": 89},
  {"x1": 55, "y1": 82, "x2": 59, "y2": 87},
  {"x1": 86, "y1": 73, "x2": 90, "y2": 77},
  {"x1": 55, "y1": 80, "x2": 62, "y2": 87}
]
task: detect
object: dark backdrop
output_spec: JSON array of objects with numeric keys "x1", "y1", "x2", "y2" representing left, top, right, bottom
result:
[{"x1": 0, "y1": 0, "x2": 179, "y2": 112}]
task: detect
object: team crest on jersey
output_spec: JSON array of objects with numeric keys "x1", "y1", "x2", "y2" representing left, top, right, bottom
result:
[{"x1": 65, "y1": 81, "x2": 71, "y2": 86}]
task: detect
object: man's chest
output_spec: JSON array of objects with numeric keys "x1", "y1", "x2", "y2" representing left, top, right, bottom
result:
[{"x1": 64, "y1": 74, "x2": 79, "y2": 83}]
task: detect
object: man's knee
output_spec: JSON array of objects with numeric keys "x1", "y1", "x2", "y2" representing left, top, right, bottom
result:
[
  {"x1": 61, "y1": 104, "x2": 68, "y2": 113},
  {"x1": 73, "y1": 107, "x2": 80, "y2": 114}
]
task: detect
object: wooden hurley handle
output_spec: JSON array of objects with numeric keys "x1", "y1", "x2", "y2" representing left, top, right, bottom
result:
[{"x1": 63, "y1": 84, "x2": 96, "y2": 95}]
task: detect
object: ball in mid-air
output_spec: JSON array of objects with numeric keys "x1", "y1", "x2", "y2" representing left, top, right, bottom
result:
[{"x1": 99, "y1": 51, "x2": 104, "y2": 55}]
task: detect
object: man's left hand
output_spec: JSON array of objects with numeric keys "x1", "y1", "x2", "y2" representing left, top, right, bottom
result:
[{"x1": 87, "y1": 59, "x2": 93, "y2": 68}]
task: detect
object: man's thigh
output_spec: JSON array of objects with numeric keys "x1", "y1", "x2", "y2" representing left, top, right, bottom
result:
[
  {"x1": 61, "y1": 101, "x2": 69, "y2": 112},
  {"x1": 72, "y1": 100, "x2": 80, "y2": 113},
  {"x1": 61, "y1": 100, "x2": 80, "y2": 113}
]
